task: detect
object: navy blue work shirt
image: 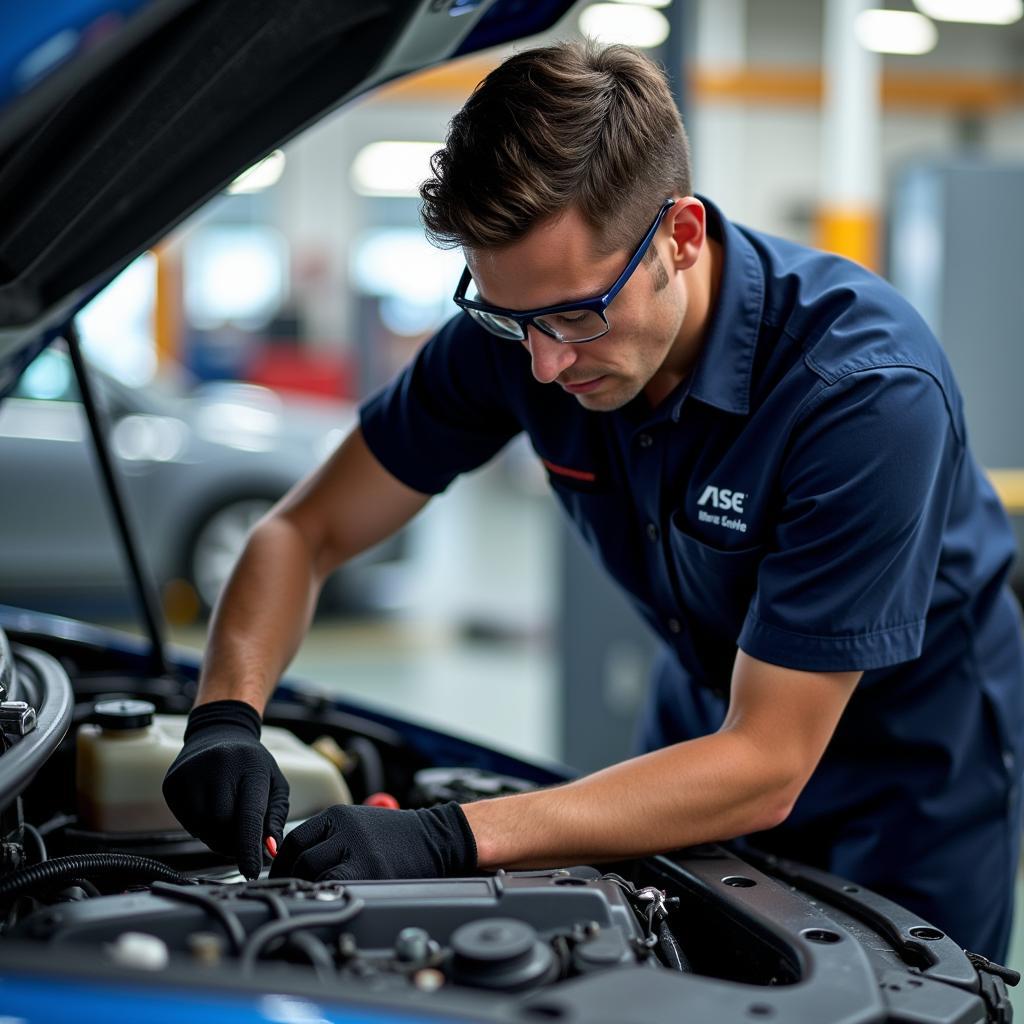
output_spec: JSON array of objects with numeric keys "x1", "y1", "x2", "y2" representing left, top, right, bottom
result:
[{"x1": 360, "y1": 197, "x2": 1024, "y2": 858}]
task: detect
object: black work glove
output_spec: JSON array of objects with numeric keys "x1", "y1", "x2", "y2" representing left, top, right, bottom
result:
[
  {"x1": 269, "y1": 801, "x2": 477, "y2": 882},
  {"x1": 162, "y1": 700, "x2": 289, "y2": 879}
]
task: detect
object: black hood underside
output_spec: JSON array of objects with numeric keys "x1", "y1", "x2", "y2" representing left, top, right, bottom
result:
[
  {"x1": 0, "y1": 0, "x2": 576, "y2": 382},
  {"x1": 0, "y1": 1, "x2": 416, "y2": 342}
]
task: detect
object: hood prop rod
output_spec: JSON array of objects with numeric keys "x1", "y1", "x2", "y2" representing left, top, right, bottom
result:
[{"x1": 65, "y1": 320, "x2": 170, "y2": 679}]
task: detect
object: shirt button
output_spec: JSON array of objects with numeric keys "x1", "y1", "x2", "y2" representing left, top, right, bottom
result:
[
  {"x1": 646, "y1": 522, "x2": 659, "y2": 542},
  {"x1": 667, "y1": 618, "x2": 682, "y2": 635},
  {"x1": 637, "y1": 433, "x2": 654, "y2": 448}
]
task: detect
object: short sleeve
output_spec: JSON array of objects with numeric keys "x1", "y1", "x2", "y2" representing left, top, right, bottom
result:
[
  {"x1": 738, "y1": 367, "x2": 964, "y2": 672},
  {"x1": 359, "y1": 314, "x2": 522, "y2": 495}
]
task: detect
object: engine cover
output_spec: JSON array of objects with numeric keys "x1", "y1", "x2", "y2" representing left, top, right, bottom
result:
[{"x1": 16, "y1": 868, "x2": 650, "y2": 993}]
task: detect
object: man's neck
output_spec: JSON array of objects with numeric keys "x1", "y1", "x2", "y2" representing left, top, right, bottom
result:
[{"x1": 643, "y1": 236, "x2": 724, "y2": 408}]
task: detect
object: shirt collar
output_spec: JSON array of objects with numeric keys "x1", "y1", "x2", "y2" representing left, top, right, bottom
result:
[{"x1": 673, "y1": 195, "x2": 765, "y2": 420}]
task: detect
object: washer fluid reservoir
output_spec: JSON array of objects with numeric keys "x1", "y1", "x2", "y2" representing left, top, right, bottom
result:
[{"x1": 76, "y1": 700, "x2": 351, "y2": 833}]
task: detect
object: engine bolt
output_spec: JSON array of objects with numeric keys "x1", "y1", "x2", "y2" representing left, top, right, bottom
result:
[
  {"x1": 396, "y1": 927, "x2": 432, "y2": 963},
  {"x1": 188, "y1": 931, "x2": 225, "y2": 966}
]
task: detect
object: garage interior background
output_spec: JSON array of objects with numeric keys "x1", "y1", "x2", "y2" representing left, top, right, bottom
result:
[{"x1": 2, "y1": 0, "x2": 1023, "y2": 1000}]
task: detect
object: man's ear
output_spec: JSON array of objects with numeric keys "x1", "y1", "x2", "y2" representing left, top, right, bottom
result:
[{"x1": 667, "y1": 197, "x2": 706, "y2": 272}]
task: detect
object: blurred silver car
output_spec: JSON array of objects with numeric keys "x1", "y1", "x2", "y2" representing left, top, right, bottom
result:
[{"x1": 0, "y1": 346, "x2": 382, "y2": 618}]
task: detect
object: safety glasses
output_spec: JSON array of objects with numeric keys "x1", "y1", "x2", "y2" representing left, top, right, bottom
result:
[{"x1": 453, "y1": 198, "x2": 675, "y2": 344}]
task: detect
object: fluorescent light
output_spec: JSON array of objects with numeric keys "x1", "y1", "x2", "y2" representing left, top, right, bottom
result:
[
  {"x1": 914, "y1": 0, "x2": 1022, "y2": 24},
  {"x1": 578, "y1": 4, "x2": 671, "y2": 48},
  {"x1": 350, "y1": 228, "x2": 464, "y2": 304},
  {"x1": 855, "y1": 10, "x2": 937, "y2": 54},
  {"x1": 227, "y1": 150, "x2": 286, "y2": 194},
  {"x1": 184, "y1": 226, "x2": 289, "y2": 329},
  {"x1": 609, "y1": 0, "x2": 671, "y2": 7},
  {"x1": 350, "y1": 141, "x2": 443, "y2": 198}
]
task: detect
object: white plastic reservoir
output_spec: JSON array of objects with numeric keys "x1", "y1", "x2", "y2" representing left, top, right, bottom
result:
[{"x1": 76, "y1": 699, "x2": 351, "y2": 833}]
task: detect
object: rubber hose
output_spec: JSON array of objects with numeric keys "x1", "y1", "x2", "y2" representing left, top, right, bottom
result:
[
  {"x1": 240, "y1": 899, "x2": 365, "y2": 972},
  {"x1": 657, "y1": 918, "x2": 690, "y2": 971},
  {"x1": 0, "y1": 853, "x2": 191, "y2": 899},
  {"x1": 21, "y1": 823, "x2": 47, "y2": 864},
  {"x1": 149, "y1": 882, "x2": 247, "y2": 954},
  {"x1": 287, "y1": 931, "x2": 336, "y2": 979}
]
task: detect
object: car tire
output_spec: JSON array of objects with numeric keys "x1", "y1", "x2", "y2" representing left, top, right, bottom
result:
[{"x1": 186, "y1": 496, "x2": 276, "y2": 614}]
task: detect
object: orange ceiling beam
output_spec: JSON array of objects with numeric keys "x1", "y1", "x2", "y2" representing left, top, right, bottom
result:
[
  {"x1": 372, "y1": 59, "x2": 1024, "y2": 113},
  {"x1": 694, "y1": 67, "x2": 1024, "y2": 111}
]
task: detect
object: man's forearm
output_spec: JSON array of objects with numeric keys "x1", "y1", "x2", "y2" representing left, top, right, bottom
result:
[
  {"x1": 195, "y1": 515, "x2": 323, "y2": 712},
  {"x1": 462, "y1": 729, "x2": 800, "y2": 869},
  {"x1": 193, "y1": 428, "x2": 431, "y2": 715}
]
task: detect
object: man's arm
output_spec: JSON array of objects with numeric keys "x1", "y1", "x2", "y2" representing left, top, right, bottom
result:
[
  {"x1": 271, "y1": 650, "x2": 861, "y2": 881},
  {"x1": 195, "y1": 425, "x2": 430, "y2": 712},
  {"x1": 462, "y1": 651, "x2": 861, "y2": 867},
  {"x1": 163, "y1": 426, "x2": 430, "y2": 877}
]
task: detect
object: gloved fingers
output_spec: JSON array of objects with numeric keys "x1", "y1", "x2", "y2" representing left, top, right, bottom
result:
[
  {"x1": 281, "y1": 837, "x2": 346, "y2": 881},
  {"x1": 294, "y1": 837, "x2": 349, "y2": 881},
  {"x1": 236, "y1": 769, "x2": 272, "y2": 880},
  {"x1": 262, "y1": 770, "x2": 290, "y2": 848},
  {"x1": 270, "y1": 810, "x2": 336, "y2": 878},
  {"x1": 163, "y1": 758, "x2": 232, "y2": 852},
  {"x1": 316, "y1": 859, "x2": 355, "y2": 884},
  {"x1": 162, "y1": 757, "x2": 205, "y2": 833}
]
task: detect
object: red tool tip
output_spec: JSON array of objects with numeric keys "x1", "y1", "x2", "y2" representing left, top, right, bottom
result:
[
  {"x1": 363, "y1": 792, "x2": 400, "y2": 809},
  {"x1": 264, "y1": 835, "x2": 278, "y2": 858}
]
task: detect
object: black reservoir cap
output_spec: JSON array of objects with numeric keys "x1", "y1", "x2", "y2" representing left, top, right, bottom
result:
[{"x1": 94, "y1": 699, "x2": 156, "y2": 730}]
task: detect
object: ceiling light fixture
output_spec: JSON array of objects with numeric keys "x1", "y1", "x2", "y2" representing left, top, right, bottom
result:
[
  {"x1": 914, "y1": 0, "x2": 1022, "y2": 24},
  {"x1": 855, "y1": 9, "x2": 938, "y2": 54},
  {"x1": 351, "y1": 141, "x2": 442, "y2": 198},
  {"x1": 578, "y1": 4, "x2": 671, "y2": 48},
  {"x1": 609, "y1": 0, "x2": 671, "y2": 8}
]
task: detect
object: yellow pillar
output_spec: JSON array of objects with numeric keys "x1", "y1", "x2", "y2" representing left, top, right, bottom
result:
[
  {"x1": 152, "y1": 241, "x2": 182, "y2": 368},
  {"x1": 815, "y1": 205, "x2": 880, "y2": 271},
  {"x1": 818, "y1": 0, "x2": 882, "y2": 271}
]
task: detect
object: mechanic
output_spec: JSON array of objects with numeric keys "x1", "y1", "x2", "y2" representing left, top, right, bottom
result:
[{"x1": 163, "y1": 41, "x2": 1024, "y2": 962}]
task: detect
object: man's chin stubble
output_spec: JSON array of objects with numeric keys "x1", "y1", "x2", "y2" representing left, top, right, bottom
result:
[{"x1": 575, "y1": 383, "x2": 637, "y2": 412}]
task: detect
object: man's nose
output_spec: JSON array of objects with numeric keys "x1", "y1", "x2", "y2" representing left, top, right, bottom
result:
[{"x1": 525, "y1": 325, "x2": 577, "y2": 384}]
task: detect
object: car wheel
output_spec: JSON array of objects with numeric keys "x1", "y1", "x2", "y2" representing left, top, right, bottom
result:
[{"x1": 188, "y1": 497, "x2": 276, "y2": 612}]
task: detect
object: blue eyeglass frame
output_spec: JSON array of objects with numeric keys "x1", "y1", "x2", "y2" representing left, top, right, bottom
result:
[{"x1": 453, "y1": 197, "x2": 676, "y2": 344}]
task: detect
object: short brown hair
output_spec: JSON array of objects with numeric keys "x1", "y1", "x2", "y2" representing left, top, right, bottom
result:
[{"x1": 420, "y1": 40, "x2": 691, "y2": 258}]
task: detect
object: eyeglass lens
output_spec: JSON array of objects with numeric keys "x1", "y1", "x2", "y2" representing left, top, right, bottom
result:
[
  {"x1": 466, "y1": 308, "x2": 524, "y2": 339},
  {"x1": 533, "y1": 309, "x2": 607, "y2": 342},
  {"x1": 466, "y1": 305, "x2": 610, "y2": 343}
]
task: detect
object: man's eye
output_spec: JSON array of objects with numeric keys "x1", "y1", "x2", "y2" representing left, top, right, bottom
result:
[{"x1": 556, "y1": 312, "x2": 588, "y2": 324}]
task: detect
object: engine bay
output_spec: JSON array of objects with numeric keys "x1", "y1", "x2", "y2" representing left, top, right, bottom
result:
[
  {"x1": 0, "y1": 621, "x2": 1014, "y2": 1023},
  {"x1": 10, "y1": 870, "x2": 661, "y2": 989}
]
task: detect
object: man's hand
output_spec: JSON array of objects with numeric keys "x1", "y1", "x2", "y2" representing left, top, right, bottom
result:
[
  {"x1": 162, "y1": 700, "x2": 289, "y2": 879},
  {"x1": 269, "y1": 802, "x2": 476, "y2": 882}
]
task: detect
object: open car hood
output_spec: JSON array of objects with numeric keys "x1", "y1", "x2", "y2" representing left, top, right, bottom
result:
[{"x1": 0, "y1": 0, "x2": 576, "y2": 391}]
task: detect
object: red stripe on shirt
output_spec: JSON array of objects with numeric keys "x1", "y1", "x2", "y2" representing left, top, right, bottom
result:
[{"x1": 542, "y1": 458, "x2": 597, "y2": 483}]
